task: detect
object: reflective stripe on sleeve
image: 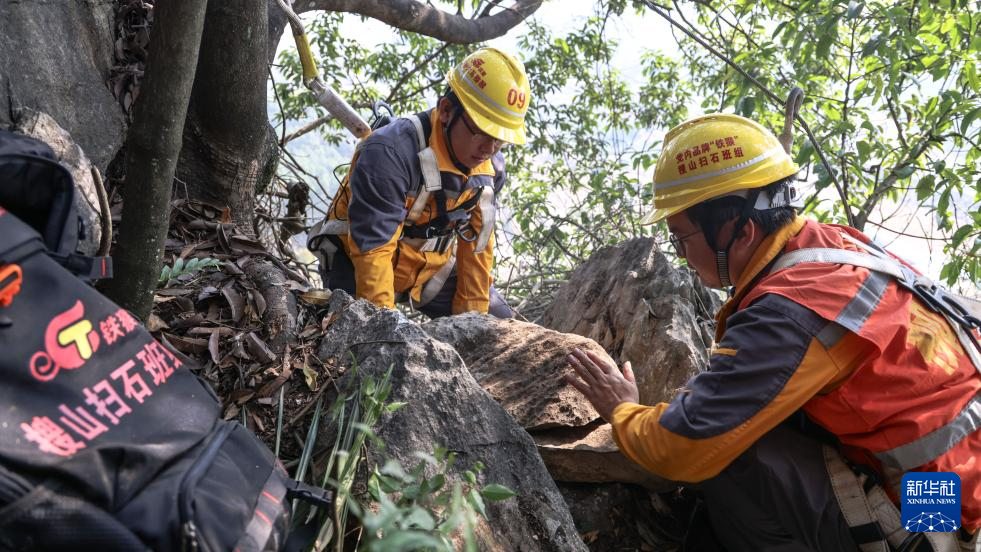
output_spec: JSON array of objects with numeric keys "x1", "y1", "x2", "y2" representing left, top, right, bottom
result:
[{"x1": 874, "y1": 394, "x2": 981, "y2": 471}]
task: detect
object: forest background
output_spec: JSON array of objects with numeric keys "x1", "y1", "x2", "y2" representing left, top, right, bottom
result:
[{"x1": 261, "y1": 0, "x2": 981, "y2": 319}]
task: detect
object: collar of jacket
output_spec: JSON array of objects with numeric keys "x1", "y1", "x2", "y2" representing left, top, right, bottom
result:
[
  {"x1": 427, "y1": 109, "x2": 497, "y2": 178},
  {"x1": 714, "y1": 215, "x2": 807, "y2": 340}
]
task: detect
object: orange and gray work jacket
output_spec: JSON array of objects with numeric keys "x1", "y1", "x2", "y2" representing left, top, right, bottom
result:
[
  {"x1": 610, "y1": 217, "x2": 981, "y2": 531},
  {"x1": 310, "y1": 109, "x2": 505, "y2": 314}
]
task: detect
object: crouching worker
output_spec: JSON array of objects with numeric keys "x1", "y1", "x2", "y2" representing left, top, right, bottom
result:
[
  {"x1": 308, "y1": 48, "x2": 530, "y2": 319},
  {"x1": 566, "y1": 113, "x2": 981, "y2": 551}
]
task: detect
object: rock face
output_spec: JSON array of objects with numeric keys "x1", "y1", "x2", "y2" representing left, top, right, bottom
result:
[
  {"x1": 317, "y1": 292, "x2": 587, "y2": 552},
  {"x1": 11, "y1": 109, "x2": 104, "y2": 255},
  {"x1": 541, "y1": 238, "x2": 718, "y2": 406},
  {"x1": 0, "y1": 0, "x2": 126, "y2": 170},
  {"x1": 534, "y1": 424, "x2": 669, "y2": 491},
  {"x1": 422, "y1": 314, "x2": 602, "y2": 431},
  {"x1": 557, "y1": 482, "x2": 681, "y2": 552},
  {"x1": 421, "y1": 313, "x2": 669, "y2": 490}
]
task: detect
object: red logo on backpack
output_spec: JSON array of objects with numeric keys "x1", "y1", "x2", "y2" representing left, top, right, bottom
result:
[{"x1": 29, "y1": 300, "x2": 100, "y2": 381}]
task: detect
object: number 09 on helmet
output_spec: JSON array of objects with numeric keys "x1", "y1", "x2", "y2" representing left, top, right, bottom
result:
[{"x1": 447, "y1": 48, "x2": 531, "y2": 145}]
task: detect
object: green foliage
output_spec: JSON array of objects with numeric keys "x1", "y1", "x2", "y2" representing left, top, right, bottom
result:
[
  {"x1": 157, "y1": 257, "x2": 221, "y2": 285},
  {"x1": 352, "y1": 448, "x2": 516, "y2": 552},
  {"x1": 291, "y1": 358, "x2": 513, "y2": 551},
  {"x1": 271, "y1": 0, "x2": 980, "y2": 302},
  {"x1": 669, "y1": 0, "x2": 980, "y2": 287}
]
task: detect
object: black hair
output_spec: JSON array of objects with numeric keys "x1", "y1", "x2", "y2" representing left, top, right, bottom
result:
[
  {"x1": 684, "y1": 176, "x2": 798, "y2": 251},
  {"x1": 441, "y1": 87, "x2": 461, "y2": 108}
]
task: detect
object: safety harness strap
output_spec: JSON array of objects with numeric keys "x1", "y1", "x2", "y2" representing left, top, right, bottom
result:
[
  {"x1": 824, "y1": 445, "x2": 890, "y2": 552},
  {"x1": 771, "y1": 236, "x2": 981, "y2": 375},
  {"x1": 407, "y1": 113, "x2": 441, "y2": 223},
  {"x1": 824, "y1": 445, "x2": 964, "y2": 552}
]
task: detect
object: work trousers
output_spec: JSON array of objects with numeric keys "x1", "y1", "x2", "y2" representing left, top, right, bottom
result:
[
  {"x1": 694, "y1": 423, "x2": 859, "y2": 551},
  {"x1": 327, "y1": 248, "x2": 513, "y2": 320}
]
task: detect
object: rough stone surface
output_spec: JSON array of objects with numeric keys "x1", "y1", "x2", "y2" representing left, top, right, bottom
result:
[
  {"x1": 557, "y1": 482, "x2": 684, "y2": 552},
  {"x1": 317, "y1": 292, "x2": 588, "y2": 552},
  {"x1": 11, "y1": 109, "x2": 103, "y2": 255},
  {"x1": 541, "y1": 238, "x2": 719, "y2": 406},
  {"x1": 0, "y1": 0, "x2": 127, "y2": 170},
  {"x1": 534, "y1": 423, "x2": 671, "y2": 491},
  {"x1": 422, "y1": 314, "x2": 603, "y2": 431}
]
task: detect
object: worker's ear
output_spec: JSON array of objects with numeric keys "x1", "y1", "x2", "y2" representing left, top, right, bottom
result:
[
  {"x1": 732, "y1": 217, "x2": 759, "y2": 252},
  {"x1": 437, "y1": 97, "x2": 454, "y2": 125}
]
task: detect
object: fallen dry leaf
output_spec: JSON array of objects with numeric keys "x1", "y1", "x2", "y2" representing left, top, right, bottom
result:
[
  {"x1": 299, "y1": 289, "x2": 332, "y2": 305},
  {"x1": 302, "y1": 360, "x2": 318, "y2": 391}
]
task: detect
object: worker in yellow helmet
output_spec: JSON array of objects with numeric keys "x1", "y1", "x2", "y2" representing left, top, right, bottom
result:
[
  {"x1": 308, "y1": 48, "x2": 530, "y2": 318},
  {"x1": 566, "y1": 113, "x2": 981, "y2": 550}
]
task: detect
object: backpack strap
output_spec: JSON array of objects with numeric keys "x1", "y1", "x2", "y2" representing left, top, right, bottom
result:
[{"x1": 0, "y1": 209, "x2": 111, "y2": 284}]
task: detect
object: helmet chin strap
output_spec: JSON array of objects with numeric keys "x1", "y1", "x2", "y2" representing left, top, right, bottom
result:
[
  {"x1": 713, "y1": 188, "x2": 762, "y2": 291},
  {"x1": 716, "y1": 249, "x2": 733, "y2": 288},
  {"x1": 442, "y1": 106, "x2": 472, "y2": 175}
]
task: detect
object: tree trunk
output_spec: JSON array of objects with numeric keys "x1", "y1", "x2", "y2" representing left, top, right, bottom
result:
[
  {"x1": 104, "y1": 0, "x2": 209, "y2": 319},
  {"x1": 177, "y1": 0, "x2": 278, "y2": 231}
]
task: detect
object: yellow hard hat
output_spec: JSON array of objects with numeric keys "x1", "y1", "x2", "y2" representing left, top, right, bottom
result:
[
  {"x1": 447, "y1": 48, "x2": 530, "y2": 145},
  {"x1": 641, "y1": 113, "x2": 799, "y2": 225}
]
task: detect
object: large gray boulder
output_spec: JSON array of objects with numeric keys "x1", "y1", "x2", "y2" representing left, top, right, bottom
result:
[
  {"x1": 0, "y1": 0, "x2": 126, "y2": 169},
  {"x1": 541, "y1": 237, "x2": 718, "y2": 406},
  {"x1": 422, "y1": 313, "x2": 667, "y2": 490},
  {"x1": 317, "y1": 292, "x2": 587, "y2": 551},
  {"x1": 422, "y1": 314, "x2": 602, "y2": 431}
]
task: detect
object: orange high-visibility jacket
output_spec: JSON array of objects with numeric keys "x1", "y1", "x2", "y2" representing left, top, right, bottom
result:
[
  {"x1": 326, "y1": 109, "x2": 504, "y2": 314},
  {"x1": 611, "y1": 217, "x2": 981, "y2": 531}
]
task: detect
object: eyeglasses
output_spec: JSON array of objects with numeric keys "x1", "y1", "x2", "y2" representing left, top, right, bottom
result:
[
  {"x1": 668, "y1": 228, "x2": 702, "y2": 257},
  {"x1": 459, "y1": 112, "x2": 505, "y2": 151}
]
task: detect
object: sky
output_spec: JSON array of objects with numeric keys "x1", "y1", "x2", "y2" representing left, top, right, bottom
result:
[{"x1": 271, "y1": 1, "x2": 974, "y2": 291}]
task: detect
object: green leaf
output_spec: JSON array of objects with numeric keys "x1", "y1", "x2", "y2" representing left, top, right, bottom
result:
[
  {"x1": 404, "y1": 506, "x2": 436, "y2": 531},
  {"x1": 372, "y1": 531, "x2": 442, "y2": 551},
  {"x1": 429, "y1": 473, "x2": 446, "y2": 493},
  {"x1": 738, "y1": 96, "x2": 756, "y2": 117},
  {"x1": 952, "y1": 224, "x2": 974, "y2": 248},
  {"x1": 856, "y1": 141, "x2": 871, "y2": 159},
  {"x1": 916, "y1": 175, "x2": 936, "y2": 201},
  {"x1": 385, "y1": 401, "x2": 408, "y2": 412},
  {"x1": 847, "y1": 1, "x2": 864, "y2": 19},
  {"x1": 480, "y1": 484, "x2": 517, "y2": 502},
  {"x1": 466, "y1": 488, "x2": 487, "y2": 518},
  {"x1": 895, "y1": 165, "x2": 915, "y2": 179},
  {"x1": 961, "y1": 106, "x2": 981, "y2": 136}
]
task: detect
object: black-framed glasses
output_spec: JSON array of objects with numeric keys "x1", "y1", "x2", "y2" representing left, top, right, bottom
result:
[
  {"x1": 459, "y1": 112, "x2": 505, "y2": 151},
  {"x1": 668, "y1": 229, "x2": 703, "y2": 257}
]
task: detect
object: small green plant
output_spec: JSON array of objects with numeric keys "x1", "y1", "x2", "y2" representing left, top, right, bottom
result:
[
  {"x1": 158, "y1": 256, "x2": 222, "y2": 284},
  {"x1": 288, "y1": 358, "x2": 516, "y2": 552},
  {"x1": 351, "y1": 448, "x2": 516, "y2": 552}
]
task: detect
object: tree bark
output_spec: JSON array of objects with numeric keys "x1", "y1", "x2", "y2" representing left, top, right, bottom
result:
[
  {"x1": 177, "y1": 0, "x2": 278, "y2": 230},
  {"x1": 104, "y1": 0, "x2": 209, "y2": 319}
]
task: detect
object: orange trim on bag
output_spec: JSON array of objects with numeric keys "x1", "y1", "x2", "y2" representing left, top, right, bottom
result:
[
  {"x1": 710, "y1": 347, "x2": 738, "y2": 357},
  {"x1": 0, "y1": 263, "x2": 23, "y2": 307}
]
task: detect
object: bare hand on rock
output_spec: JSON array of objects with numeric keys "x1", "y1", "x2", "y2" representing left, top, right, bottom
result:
[{"x1": 565, "y1": 348, "x2": 639, "y2": 422}]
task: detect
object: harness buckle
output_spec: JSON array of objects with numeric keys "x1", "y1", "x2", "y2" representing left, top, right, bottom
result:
[
  {"x1": 901, "y1": 278, "x2": 981, "y2": 331},
  {"x1": 455, "y1": 224, "x2": 477, "y2": 243}
]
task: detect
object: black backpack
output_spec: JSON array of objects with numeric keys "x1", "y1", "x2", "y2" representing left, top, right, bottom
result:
[{"x1": 0, "y1": 129, "x2": 331, "y2": 551}]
